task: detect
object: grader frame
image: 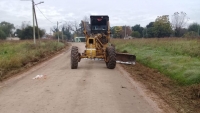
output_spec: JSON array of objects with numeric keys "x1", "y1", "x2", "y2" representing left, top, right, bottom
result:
[{"x1": 71, "y1": 15, "x2": 136, "y2": 69}]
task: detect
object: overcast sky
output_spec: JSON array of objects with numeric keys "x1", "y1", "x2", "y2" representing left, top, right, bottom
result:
[{"x1": 0, "y1": 0, "x2": 200, "y2": 33}]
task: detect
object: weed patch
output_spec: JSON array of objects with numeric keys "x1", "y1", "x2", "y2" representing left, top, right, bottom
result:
[
  {"x1": 0, "y1": 40, "x2": 66, "y2": 80},
  {"x1": 112, "y1": 38, "x2": 200, "y2": 85}
]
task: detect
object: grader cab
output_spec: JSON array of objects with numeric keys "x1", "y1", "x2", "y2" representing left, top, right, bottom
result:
[{"x1": 71, "y1": 15, "x2": 136, "y2": 69}]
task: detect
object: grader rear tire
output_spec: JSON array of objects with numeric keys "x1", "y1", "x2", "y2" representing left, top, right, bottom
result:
[
  {"x1": 71, "y1": 46, "x2": 79, "y2": 69},
  {"x1": 106, "y1": 46, "x2": 116, "y2": 69}
]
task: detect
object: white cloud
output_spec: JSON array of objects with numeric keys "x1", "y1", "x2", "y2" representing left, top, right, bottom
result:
[{"x1": 67, "y1": 13, "x2": 74, "y2": 17}]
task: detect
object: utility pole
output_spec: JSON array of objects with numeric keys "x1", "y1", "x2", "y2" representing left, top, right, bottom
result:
[
  {"x1": 57, "y1": 21, "x2": 62, "y2": 42},
  {"x1": 62, "y1": 30, "x2": 63, "y2": 42},
  {"x1": 57, "y1": 21, "x2": 59, "y2": 42},
  {"x1": 21, "y1": 0, "x2": 43, "y2": 44},
  {"x1": 32, "y1": 0, "x2": 36, "y2": 44},
  {"x1": 34, "y1": 1, "x2": 44, "y2": 44},
  {"x1": 33, "y1": 4, "x2": 40, "y2": 44},
  {"x1": 124, "y1": 25, "x2": 126, "y2": 39}
]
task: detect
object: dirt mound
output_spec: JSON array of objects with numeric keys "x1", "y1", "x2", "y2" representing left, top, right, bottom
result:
[{"x1": 121, "y1": 62, "x2": 200, "y2": 113}]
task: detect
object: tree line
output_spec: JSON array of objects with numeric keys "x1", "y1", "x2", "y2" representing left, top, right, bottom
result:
[
  {"x1": 1, "y1": 12, "x2": 199, "y2": 40},
  {"x1": 111, "y1": 12, "x2": 200, "y2": 38},
  {"x1": 0, "y1": 21, "x2": 45, "y2": 40},
  {"x1": 50, "y1": 16, "x2": 90, "y2": 41},
  {"x1": 59, "y1": 12, "x2": 199, "y2": 39}
]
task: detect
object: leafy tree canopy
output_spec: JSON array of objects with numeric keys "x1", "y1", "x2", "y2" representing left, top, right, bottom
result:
[
  {"x1": 0, "y1": 21, "x2": 15, "y2": 37},
  {"x1": 131, "y1": 31, "x2": 140, "y2": 38},
  {"x1": 188, "y1": 23, "x2": 200, "y2": 35},
  {"x1": 16, "y1": 26, "x2": 45, "y2": 40},
  {"x1": 131, "y1": 24, "x2": 144, "y2": 38},
  {"x1": 153, "y1": 15, "x2": 172, "y2": 37}
]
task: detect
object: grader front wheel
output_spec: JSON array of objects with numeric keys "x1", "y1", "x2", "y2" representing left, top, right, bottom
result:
[
  {"x1": 106, "y1": 46, "x2": 116, "y2": 69},
  {"x1": 71, "y1": 46, "x2": 79, "y2": 69}
]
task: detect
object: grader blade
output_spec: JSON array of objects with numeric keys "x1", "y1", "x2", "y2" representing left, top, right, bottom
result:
[{"x1": 116, "y1": 53, "x2": 136, "y2": 65}]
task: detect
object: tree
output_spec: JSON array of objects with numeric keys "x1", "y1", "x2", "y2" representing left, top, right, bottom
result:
[
  {"x1": 109, "y1": 26, "x2": 123, "y2": 38},
  {"x1": 188, "y1": 23, "x2": 200, "y2": 35},
  {"x1": 51, "y1": 20, "x2": 84, "y2": 40},
  {"x1": 110, "y1": 26, "x2": 132, "y2": 38},
  {"x1": 69, "y1": 20, "x2": 80, "y2": 36},
  {"x1": 0, "y1": 21, "x2": 15, "y2": 37},
  {"x1": 61, "y1": 25, "x2": 72, "y2": 40},
  {"x1": 146, "y1": 27, "x2": 157, "y2": 38},
  {"x1": 120, "y1": 26, "x2": 132, "y2": 38},
  {"x1": 53, "y1": 31, "x2": 63, "y2": 40},
  {"x1": 19, "y1": 26, "x2": 45, "y2": 40},
  {"x1": 0, "y1": 29, "x2": 6, "y2": 39},
  {"x1": 15, "y1": 29, "x2": 22, "y2": 38},
  {"x1": 21, "y1": 26, "x2": 33, "y2": 39},
  {"x1": 58, "y1": 20, "x2": 83, "y2": 38},
  {"x1": 131, "y1": 31, "x2": 140, "y2": 38},
  {"x1": 51, "y1": 21, "x2": 73, "y2": 40},
  {"x1": 153, "y1": 15, "x2": 172, "y2": 37},
  {"x1": 114, "y1": 26, "x2": 123, "y2": 38},
  {"x1": 110, "y1": 26, "x2": 116, "y2": 38},
  {"x1": 146, "y1": 22, "x2": 155, "y2": 28},
  {"x1": 145, "y1": 22, "x2": 156, "y2": 38},
  {"x1": 131, "y1": 24, "x2": 144, "y2": 38},
  {"x1": 21, "y1": 21, "x2": 30, "y2": 30},
  {"x1": 171, "y1": 12, "x2": 189, "y2": 37}
]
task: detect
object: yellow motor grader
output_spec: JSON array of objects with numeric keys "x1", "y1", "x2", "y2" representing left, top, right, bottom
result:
[{"x1": 71, "y1": 15, "x2": 136, "y2": 69}]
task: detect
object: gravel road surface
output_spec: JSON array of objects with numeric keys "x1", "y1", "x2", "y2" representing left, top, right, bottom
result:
[{"x1": 0, "y1": 43, "x2": 170, "y2": 113}]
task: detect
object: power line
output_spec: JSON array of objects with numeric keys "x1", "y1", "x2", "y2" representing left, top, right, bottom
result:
[{"x1": 35, "y1": 5, "x2": 55, "y2": 24}]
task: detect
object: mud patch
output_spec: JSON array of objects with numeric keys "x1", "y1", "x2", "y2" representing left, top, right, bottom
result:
[{"x1": 121, "y1": 62, "x2": 200, "y2": 113}]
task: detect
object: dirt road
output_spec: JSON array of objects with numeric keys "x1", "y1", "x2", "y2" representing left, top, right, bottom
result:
[{"x1": 0, "y1": 43, "x2": 173, "y2": 113}]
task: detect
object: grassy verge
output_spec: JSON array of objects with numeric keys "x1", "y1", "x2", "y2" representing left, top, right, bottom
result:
[
  {"x1": 112, "y1": 38, "x2": 200, "y2": 85},
  {"x1": 0, "y1": 40, "x2": 66, "y2": 80}
]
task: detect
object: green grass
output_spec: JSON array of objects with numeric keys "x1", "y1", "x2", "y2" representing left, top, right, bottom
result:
[
  {"x1": 0, "y1": 40, "x2": 66, "y2": 79},
  {"x1": 112, "y1": 38, "x2": 200, "y2": 85}
]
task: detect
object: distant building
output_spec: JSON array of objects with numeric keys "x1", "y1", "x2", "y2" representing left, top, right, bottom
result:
[
  {"x1": 45, "y1": 34, "x2": 54, "y2": 39},
  {"x1": 6, "y1": 37, "x2": 20, "y2": 40},
  {"x1": 74, "y1": 37, "x2": 85, "y2": 42},
  {"x1": 124, "y1": 36, "x2": 133, "y2": 39}
]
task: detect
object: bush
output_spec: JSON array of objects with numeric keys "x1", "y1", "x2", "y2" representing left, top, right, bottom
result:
[
  {"x1": 131, "y1": 31, "x2": 140, "y2": 38},
  {"x1": 183, "y1": 31, "x2": 199, "y2": 38}
]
